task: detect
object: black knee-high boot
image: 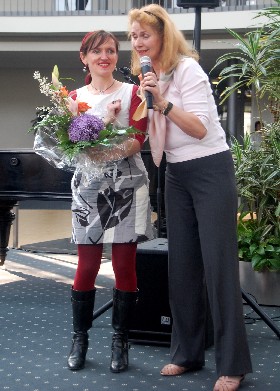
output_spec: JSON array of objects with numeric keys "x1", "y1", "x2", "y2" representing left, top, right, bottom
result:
[
  {"x1": 110, "y1": 288, "x2": 138, "y2": 373},
  {"x1": 67, "y1": 287, "x2": 96, "y2": 370}
]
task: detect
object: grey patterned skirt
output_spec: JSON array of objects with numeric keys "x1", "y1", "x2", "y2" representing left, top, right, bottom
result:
[{"x1": 71, "y1": 154, "x2": 154, "y2": 244}]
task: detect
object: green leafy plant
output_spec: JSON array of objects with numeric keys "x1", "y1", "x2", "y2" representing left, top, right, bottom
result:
[
  {"x1": 212, "y1": 1, "x2": 280, "y2": 124},
  {"x1": 237, "y1": 217, "x2": 280, "y2": 271},
  {"x1": 231, "y1": 121, "x2": 280, "y2": 271},
  {"x1": 212, "y1": 2, "x2": 280, "y2": 271}
]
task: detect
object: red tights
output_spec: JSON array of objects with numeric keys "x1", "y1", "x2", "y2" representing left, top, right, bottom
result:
[{"x1": 73, "y1": 243, "x2": 137, "y2": 292}]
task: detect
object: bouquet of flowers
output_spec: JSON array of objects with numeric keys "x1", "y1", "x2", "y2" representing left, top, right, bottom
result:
[{"x1": 31, "y1": 65, "x2": 137, "y2": 180}]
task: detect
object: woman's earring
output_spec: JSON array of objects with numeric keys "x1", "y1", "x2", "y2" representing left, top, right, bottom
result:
[
  {"x1": 83, "y1": 65, "x2": 88, "y2": 73},
  {"x1": 115, "y1": 67, "x2": 118, "y2": 72}
]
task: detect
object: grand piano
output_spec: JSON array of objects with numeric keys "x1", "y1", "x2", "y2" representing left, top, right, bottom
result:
[
  {"x1": 0, "y1": 148, "x2": 164, "y2": 266},
  {"x1": 0, "y1": 149, "x2": 73, "y2": 266}
]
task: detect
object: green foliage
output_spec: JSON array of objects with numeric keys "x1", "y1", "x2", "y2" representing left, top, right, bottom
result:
[
  {"x1": 212, "y1": 2, "x2": 280, "y2": 271},
  {"x1": 237, "y1": 216, "x2": 280, "y2": 272},
  {"x1": 232, "y1": 122, "x2": 280, "y2": 271},
  {"x1": 35, "y1": 111, "x2": 71, "y2": 133},
  {"x1": 211, "y1": 1, "x2": 280, "y2": 124}
]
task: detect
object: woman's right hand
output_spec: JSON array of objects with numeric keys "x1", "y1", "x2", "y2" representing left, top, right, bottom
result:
[{"x1": 140, "y1": 71, "x2": 166, "y2": 110}]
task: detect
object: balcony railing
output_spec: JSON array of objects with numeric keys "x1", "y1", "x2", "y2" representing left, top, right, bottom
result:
[{"x1": 0, "y1": 0, "x2": 277, "y2": 17}]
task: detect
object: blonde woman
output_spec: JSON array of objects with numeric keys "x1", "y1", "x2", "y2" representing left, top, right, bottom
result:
[{"x1": 128, "y1": 4, "x2": 252, "y2": 391}]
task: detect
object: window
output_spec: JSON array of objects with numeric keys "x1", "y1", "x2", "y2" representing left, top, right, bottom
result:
[
  {"x1": 132, "y1": 1, "x2": 173, "y2": 8},
  {"x1": 56, "y1": 0, "x2": 91, "y2": 11}
]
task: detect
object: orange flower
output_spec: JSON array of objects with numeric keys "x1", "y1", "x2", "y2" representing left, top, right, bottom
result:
[
  {"x1": 78, "y1": 101, "x2": 91, "y2": 113},
  {"x1": 60, "y1": 86, "x2": 69, "y2": 97}
]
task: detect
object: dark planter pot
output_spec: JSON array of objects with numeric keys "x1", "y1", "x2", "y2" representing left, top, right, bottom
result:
[{"x1": 239, "y1": 261, "x2": 280, "y2": 306}]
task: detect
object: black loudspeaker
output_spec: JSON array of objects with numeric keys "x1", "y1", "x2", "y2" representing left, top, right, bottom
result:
[
  {"x1": 129, "y1": 239, "x2": 214, "y2": 348},
  {"x1": 129, "y1": 239, "x2": 171, "y2": 345},
  {"x1": 176, "y1": 0, "x2": 220, "y2": 8}
]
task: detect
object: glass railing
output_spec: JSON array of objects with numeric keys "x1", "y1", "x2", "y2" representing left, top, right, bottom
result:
[{"x1": 0, "y1": 0, "x2": 277, "y2": 17}]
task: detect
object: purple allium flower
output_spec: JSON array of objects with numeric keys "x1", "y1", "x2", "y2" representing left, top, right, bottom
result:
[{"x1": 68, "y1": 114, "x2": 104, "y2": 142}]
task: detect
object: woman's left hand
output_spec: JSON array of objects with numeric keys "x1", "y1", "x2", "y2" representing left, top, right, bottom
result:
[{"x1": 105, "y1": 99, "x2": 121, "y2": 124}]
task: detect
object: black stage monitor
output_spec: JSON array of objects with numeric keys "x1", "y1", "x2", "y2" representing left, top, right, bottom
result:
[{"x1": 176, "y1": 1, "x2": 220, "y2": 8}]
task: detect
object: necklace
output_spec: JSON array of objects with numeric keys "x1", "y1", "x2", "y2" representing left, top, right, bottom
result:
[{"x1": 91, "y1": 79, "x2": 115, "y2": 94}]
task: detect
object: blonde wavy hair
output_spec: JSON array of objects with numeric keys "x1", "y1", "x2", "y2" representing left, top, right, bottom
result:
[{"x1": 127, "y1": 3, "x2": 199, "y2": 75}]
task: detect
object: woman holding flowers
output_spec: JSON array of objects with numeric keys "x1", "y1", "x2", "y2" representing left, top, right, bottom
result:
[
  {"x1": 67, "y1": 30, "x2": 153, "y2": 373},
  {"x1": 128, "y1": 4, "x2": 252, "y2": 391}
]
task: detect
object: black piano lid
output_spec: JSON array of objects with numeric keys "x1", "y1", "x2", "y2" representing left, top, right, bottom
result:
[{"x1": 0, "y1": 149, "x2": 72, "y2": 201}]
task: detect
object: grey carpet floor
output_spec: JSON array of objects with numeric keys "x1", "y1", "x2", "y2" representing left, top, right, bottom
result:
[{"x1": 1, "y1": 248, "x2": 280, "y2": 391}]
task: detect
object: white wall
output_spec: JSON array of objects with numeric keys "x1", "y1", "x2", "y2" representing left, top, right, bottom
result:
[
  {"x1": 0, "y1": 67, "x2": 85, "y2": 149},
  {"x1": 0, "y1": 11, "x2": 265, "y2": 34}
]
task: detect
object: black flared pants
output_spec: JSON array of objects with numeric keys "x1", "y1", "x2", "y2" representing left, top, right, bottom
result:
[{"x1": 165, "y1": 150, "x2": 252, "y2": 376}]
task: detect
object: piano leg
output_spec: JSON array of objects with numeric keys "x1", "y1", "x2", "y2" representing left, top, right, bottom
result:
[{"x1": 0, "y1": 201, "x2": 16, "y2": 266}]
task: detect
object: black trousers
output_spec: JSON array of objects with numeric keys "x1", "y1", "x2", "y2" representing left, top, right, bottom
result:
[
  {"x1": 165, "y1": 150, "x2": 252, "y2": 376},
  {"x1": 76, "y1": 0, "x2": 88, "y2": 10}
]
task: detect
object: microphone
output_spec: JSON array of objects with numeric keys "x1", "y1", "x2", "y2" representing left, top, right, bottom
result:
[{"x1": 140, "y1": 56, "x2": 153, "y2": 109}]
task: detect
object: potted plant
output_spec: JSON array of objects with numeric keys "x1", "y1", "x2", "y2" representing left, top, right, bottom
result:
[
  {"x1": 212, "y1": 2, "x2": 280, "y2": 303},
  {"x1": 231, "y1": 127, "x2": 280, "y2": 272}
]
